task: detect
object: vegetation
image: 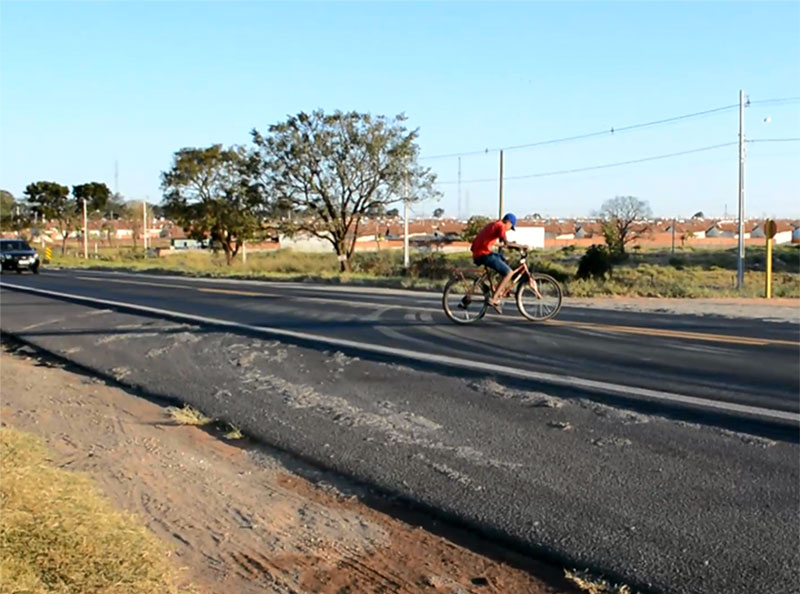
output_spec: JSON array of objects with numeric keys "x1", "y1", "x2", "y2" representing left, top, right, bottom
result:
[
  {"x1": 251, "y1": 110, "x2": 438, "y2": 271},
  {"x1": 0, "y1": 426, "x2": 188, "y2": 594},
  {"x1": 577, "y1": 245, "x2": 615, "y2": 280},
  {"x1": 44, "y1": 243, "x2": 800, "y2": 298},
  {"x1": 0, "y1": 189, "x2": 29, "y2": 233},
  {"x1": 598, "y1": 196, "x2": 652, "y2": 255},
  {"x1": 161, "y1": 145, "x2": 263, "y2": 264},
  {"x1": 461, "y1": 215, "x2": 492, "y2": 242}
]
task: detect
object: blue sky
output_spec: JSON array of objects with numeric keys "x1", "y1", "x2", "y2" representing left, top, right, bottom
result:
[{"x1": 1, "y1": 1, "x2": 798, "y2": 219}]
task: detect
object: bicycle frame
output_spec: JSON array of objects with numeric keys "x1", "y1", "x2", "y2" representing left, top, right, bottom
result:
[{"x1": 453, "y1": 253, "x2": 542, "y2": 301}]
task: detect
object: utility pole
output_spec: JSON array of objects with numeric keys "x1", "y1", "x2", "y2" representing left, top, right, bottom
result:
[
  {"x1": 403, "y1": 173, "x2": 409, "y2": 268},
  {"x1": 82, "y1": 199, "x2": 88, "y2": 259},
  {"x1": 457, "y1": 157, "x2": 462, "y2": 220},
  {"x1": 142, "y1": 200, "x2": 148, "y2": 252},
  {"x1": 737, "y1": 89, "x2": 746, "y2": 289},
  {"x1": 671, "y1": 218, "x2": 676, "y2": 255},
  {"x1": 498, "y1": 150, "x2": 504, "y2": 218}
]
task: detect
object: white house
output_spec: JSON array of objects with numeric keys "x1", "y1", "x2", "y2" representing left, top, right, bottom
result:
[{"x1": 507, "y1": 226, "x2": 545, "y2": 249}]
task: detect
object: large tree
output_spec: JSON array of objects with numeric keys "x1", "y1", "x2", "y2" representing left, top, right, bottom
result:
[
  {"x1": 251, "y1": 110, "x2": 438, "y2": 271},
  {"x1": 161, "y1": 145, "x2": 263, "y2": 264},
  {"x1": 24, "y1": 181, "x2": 75, "y2": 254},
  {"x1": 598, "y1": 195, "x2": 652, "y2": 256}
]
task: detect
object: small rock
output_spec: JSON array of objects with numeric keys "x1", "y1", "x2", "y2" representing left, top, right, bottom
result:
[{"x1": 547, "y1": 421, "x2": 572, "y2": 430}]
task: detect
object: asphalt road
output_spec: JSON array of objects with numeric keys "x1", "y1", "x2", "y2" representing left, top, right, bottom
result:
[
  {"x1": 1, "y1": 269, "x2": 799, "y2": 594},
  {"x1": 3, "y1": 269, "x2": 799, "y2": 419}
]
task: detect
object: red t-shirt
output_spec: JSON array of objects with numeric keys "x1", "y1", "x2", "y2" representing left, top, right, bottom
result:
[{"x1": 471, "y1": 220, "x2": 506, "y2": 257}]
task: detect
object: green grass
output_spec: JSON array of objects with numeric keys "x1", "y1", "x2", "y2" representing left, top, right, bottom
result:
[
  {"x1": 45, "y1": 244, "x2": 800, "y2": 299},
  {"x1": 0, "y1": 427, "x2": 190, "y2": 594}
]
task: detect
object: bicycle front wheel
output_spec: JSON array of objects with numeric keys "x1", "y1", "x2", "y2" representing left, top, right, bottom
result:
[
  {"x1": 516, "y1": 273, "x2": 563, "y2": 321},
  {"x1": 442, "y1": 275, "x2": 490, "y2": 324}
]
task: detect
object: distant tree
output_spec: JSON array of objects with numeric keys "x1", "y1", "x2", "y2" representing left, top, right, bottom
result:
[
  {"x1": 72, "y1": 182, "x2": 111, "y2": 217},
  {"x1": 433, "y1": 207, "x2": 445, "y2": 218},
  {"x1": 251, "y1": 109, "x2": 438, "y2": 271},
  {"x1": 161, "y1": 144, "x2": 262, "y2": 264},
  {"x1": 692, "y1": 211, "x2": 705, "y2": 219},
  {"x1": 598, "y1": 196, "x2": 652, "y2": 256},
  {"x1": 24, "y1": 181, "x2": 75, "y2": 254},
  {"x1": 386, "y1": 208, "x2": 400, "y2": 217},
  {"x1": 122, "y1": 200, "x2": 156, "y2": 250},
  {"x1": 577, "y1": 245, "x2": 614, "y2": 280},
  {"x1": 0, "y1": 190, "x2": 17, "y2": 231},
  {"x1": 461, "y1": 215, "x2": 492, "y2": 242},
  {"x1": 105, "y1": 193, "x2": 128, "y2": 220}
]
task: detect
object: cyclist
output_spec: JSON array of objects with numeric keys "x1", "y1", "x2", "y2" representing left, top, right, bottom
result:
[{"x1": 469, "y1": 213, "x2": 526, "y2": 313}]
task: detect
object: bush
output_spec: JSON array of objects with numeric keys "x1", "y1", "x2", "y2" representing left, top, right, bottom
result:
[
  {"x1": 350, "y1": 251, "x2": 403, "y2": 276},
  {"x1": 668, "y1": 256, "x2": 687, "y2": 270},
  {"x1": 530, "y1": 259, "x2": 571, "y2": 283},
  {"x1": 408, "y1": 252, "x2": 449, "y2": 280},
  {"x1": 576, "y1": 245, "x2": 614, "y2": 280}
]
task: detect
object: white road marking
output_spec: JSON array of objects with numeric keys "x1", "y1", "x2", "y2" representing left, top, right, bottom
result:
[{"x1": 2, "y1": 282, "x2": 797, "y2": 425}]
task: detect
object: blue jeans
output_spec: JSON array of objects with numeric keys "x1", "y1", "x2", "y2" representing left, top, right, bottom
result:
[{"x1": 474, "y1": 252, "x2": 511, "y2": 276}]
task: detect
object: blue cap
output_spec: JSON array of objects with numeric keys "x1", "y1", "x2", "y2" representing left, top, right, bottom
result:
[{"x1": 503, "y1": 213, "x2": 517, "y2": 230}]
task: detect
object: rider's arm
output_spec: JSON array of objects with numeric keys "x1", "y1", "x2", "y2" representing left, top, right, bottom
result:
[{"x1": 499, "y1": 238, "x2": 526, "y2": 251}]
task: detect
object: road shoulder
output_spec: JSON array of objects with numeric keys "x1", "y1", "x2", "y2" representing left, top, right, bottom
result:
[{"x1": 0, "y1": 343, "x2": 576, "y2": 594}]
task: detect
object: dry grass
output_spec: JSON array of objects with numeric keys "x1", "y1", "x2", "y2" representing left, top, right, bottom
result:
[
  {"x1": 46, "y1": 244, "x2": 800, "y2": 298},
  {"x1": 167, "y1": 404, "x2": 213, "y2": 426},
  {"x1": 0, "y1": 426, "x2": 189, "y2": 594},
  {"x1": 223, "y1": 424, "x2": 243, "y2": 440},
  {"x1": 564, "y1": 569, "x2": 634, "y2": 594}
]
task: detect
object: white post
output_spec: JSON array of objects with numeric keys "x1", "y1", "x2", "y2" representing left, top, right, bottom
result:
[
  {"x1": 82, "y1": 199, "x2": 88, "y2": 259},
  {"x1": 737, "y1": 89, "x2": 746, "y2": 289},
  {"x1": 403, "y1": 174, "x2": 409, "y2": 268},
  {"x1": 142, "y1": 201, "x2": 148, "y2": 252},
  {"x1": 242, "y1": 240, "x2": 247, "y2": 264}
]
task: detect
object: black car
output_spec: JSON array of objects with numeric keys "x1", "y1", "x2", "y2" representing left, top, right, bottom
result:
[{"x1": 0, "y1": 239, "x2": 40, "y2": 274}]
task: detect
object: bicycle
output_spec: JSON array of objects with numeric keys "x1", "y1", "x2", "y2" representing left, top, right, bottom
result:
[{"x1": 441, "y1": 247, "x2": 563, "y2": 324}]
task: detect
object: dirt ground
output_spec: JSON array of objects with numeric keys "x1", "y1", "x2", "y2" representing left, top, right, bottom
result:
[
  {"x1": 0, "y1": 343, "x2": 578, "y2": 594},
  {"x1": 565, "y1": 296, "x2": 799, "y2": 322}
]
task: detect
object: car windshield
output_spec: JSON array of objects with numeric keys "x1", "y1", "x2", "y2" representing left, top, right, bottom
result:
[{"x1": 0, "y1": 241, "x2": 32, "y2": 252}]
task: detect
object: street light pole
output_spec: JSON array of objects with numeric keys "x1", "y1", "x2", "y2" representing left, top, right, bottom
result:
[
  {"x1": 737, "y1": 89, "x2": 746, "y2": 289},
  {"x1": 403, "y1": 173, "x2": 409, "y2": 268}
]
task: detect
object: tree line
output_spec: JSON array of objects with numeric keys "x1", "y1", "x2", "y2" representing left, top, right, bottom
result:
[
  {"x1": 3, "y1": 110, "x2": 438, "y2": 269},
  {"x1": 0, "y1": 184, "x2": 162, "y2": 254}
]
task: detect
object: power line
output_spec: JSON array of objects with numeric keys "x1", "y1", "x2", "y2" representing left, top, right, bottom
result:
[
  {"x1": 421, "y1": 96, "x2": 800, "y2": 161},
  {"x1": 747, "y1": 138, "x2": 800, "y2": 143},
  {"x1": 749, "y1": 97, "x2": 800, "y2": 106},
  {"x1": 434, "y1": 142, "x2": 738, "y2": 185},
  {"x1": 421, "y1": 103, "x2": 738, "y2": 161}
]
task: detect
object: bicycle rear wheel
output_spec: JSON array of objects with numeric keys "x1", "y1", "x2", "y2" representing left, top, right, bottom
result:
[
  {"x1": 515, "y1": 273, "x2": 563, "y2": 321},
  {"x1": 442, "y1": 275, "x2": 490, "y2": 324}
]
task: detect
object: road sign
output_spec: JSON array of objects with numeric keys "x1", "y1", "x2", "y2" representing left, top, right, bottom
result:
[{"x1": 764, "y1": 219, "x2": 777, "y2": 239}]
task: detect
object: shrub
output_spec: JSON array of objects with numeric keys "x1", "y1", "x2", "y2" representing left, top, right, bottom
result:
[{"x1": 577, "y1": 245, "x2": 614, "y2": 280}]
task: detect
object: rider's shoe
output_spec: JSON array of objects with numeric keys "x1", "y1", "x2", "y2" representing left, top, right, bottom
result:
[
  {"x1": 489, "y1": 300, "x2": 503, "y2": 314},
  {"x1": 458, "y1": 296, "x2": 470, "y2": 309}
]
